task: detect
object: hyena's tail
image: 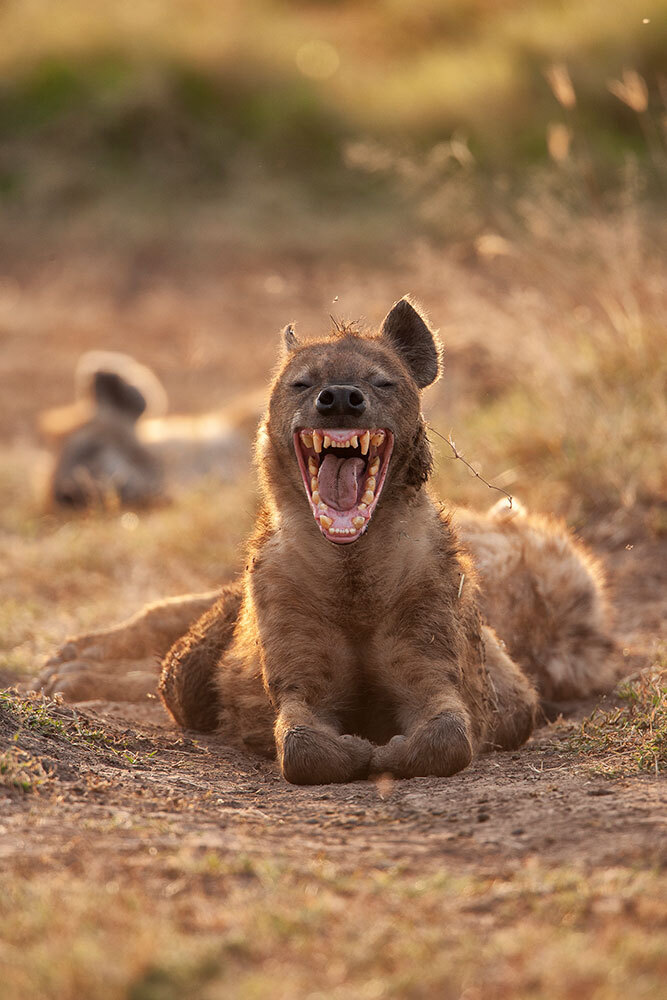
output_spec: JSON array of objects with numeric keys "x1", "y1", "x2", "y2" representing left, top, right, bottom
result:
[
  {"x1": 454, "y1": 500, "x2": 616, "y2": 702},
  {"x1": 159, "y1": 582, "x2": 243, "y2": 731}
]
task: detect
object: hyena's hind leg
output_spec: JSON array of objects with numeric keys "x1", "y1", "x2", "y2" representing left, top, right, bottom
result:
[
  {"x1": 159, "y1": 582, "x2": 243, "y2": 732},
  {"x1": 38, "y1": 591, "x2": 220, "y2": 703},
  {"x1": 455, "y1": 500, "x2": 616, "y2": 702},
  {"x1": 482, "y1": 626, "x2": 538, "y2": 751}
]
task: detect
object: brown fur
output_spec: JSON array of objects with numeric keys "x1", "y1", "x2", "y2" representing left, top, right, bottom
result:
[
  {"x1": 40, "y1": 299, "x2": 615, "y2": 784},
  {"x1": 159, "y1": 300, "x2": 549, "y2": 783}
]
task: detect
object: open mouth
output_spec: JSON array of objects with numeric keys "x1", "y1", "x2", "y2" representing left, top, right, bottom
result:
[{"x1": 293, "y1": 428, "x2": 394, "y2": 544}]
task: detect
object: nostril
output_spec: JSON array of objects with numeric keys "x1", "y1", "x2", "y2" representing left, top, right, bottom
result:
[
  {"x1": 316, "y1": 388, "x2": 336, "y2": 413},
  {"x1": 349, "y1": 389, "x2": 365, "y2": 409}
]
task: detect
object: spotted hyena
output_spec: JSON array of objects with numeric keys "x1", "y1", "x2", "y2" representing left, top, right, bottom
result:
[
  {"x1": 41, "y1": 350, "x2": 264, "y2": 509},
  {"x1": 40, "y1": 299, "x2": 615, "y2": 783}
]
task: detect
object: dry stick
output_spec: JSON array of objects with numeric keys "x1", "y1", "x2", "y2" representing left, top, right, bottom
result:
[{"x1": 428, "y1": 425, "x2": 513, "y2": 509}]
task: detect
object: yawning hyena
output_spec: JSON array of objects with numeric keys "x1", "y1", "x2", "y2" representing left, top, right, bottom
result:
[{"x1": 39, "y1": 298, "x2": 615, "y2": 784}]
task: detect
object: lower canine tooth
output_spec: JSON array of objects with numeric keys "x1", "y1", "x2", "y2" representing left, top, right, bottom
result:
[
  {"x1": 361, "y1": 490, "x2": 374, "y2": 505},
  {"x1": 352, "y1": 516, "x2": 365, "y2": 529},
  {"x1": 313, "y1": 431, "x2": 323, "y2": 453},
  {"x1": 323, "y1": 434, "x2": 331, "y2": 449},
  {"x1": 360, "y1": 431, "x2": 370, "y2": 455},
  {"x1": 301, "y1": 432, "x2": 314, "y2": 448},
  {"x1": 319, "y1": 515, "x2": 333, "y2": 529}
]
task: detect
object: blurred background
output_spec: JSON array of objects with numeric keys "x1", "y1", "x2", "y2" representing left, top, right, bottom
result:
[{"x1": 1, "y1": 0, "x2": 665, "y2": 674}]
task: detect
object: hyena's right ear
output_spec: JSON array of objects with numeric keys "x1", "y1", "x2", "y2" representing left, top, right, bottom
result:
[
  {"x1": 93, "y1": 371, "x2": 148, "y2": 422},
  {"x1": 380, "y1": 297, "x2": 441, "y2": 389},
  {"x1": 282, "y1": 324, "x2": 300, "y2": 354}
]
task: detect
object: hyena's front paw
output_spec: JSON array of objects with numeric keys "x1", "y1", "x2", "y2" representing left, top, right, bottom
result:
[
  {"x1": 280, "y1": 727, "x2": 373, "y2": 785},
  {"x1": 370, "y1": 713, "x2": 473, "y2": 779}
]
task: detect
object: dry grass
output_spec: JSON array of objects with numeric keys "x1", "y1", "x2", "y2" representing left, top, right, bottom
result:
[
  {"x1": 1, "y1": 856, "x2": 666, "y2": 1000},
  {"x1": 0, "y1": 742, "x2": 49, "y2": 794}
]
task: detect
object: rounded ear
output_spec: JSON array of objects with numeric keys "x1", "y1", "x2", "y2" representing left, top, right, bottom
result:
[
  {"x1": 379, "y1": 297, "x2": 441, "y2": 389},
  {"x1": 93, "y1": 371, "x2": 147, "y2": 421},
  {"x1": 282, "y1": 324, "x2": 300, "y2": 354}
]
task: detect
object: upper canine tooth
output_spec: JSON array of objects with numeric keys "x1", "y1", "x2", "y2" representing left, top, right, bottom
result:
[
  {"x1": 365, "y1": 477, "x2": 376, "y2": 492},
  {"x1": 361, "y1": 490, "x2": 374, "y2": 505},
  {"x1": 370, "y1": 431, "x2": 385, "y2": 446},
  {"x1": 313, "y1": 431, "x2": 323, "y2": 453},
  {"x1": 323, "y1": 434, "x2": 331, "y2": 449},
  {"x1": 360, "y1": 431, "x2": 370, "y2": 455},
  {"x1": 369, "y1": 457, "x2": 380, "y2": 476},
  {"x1": 319, "y1": 514, "x2": 333, "y2": 529},
  {"x1": 350, "y1": 435, "x2": 358, "y2": 448},
  {"x1": 301, "y1": 431, "x2": 314, "y2": 449},
  {"x1": 308, "y1": 457, "x2": 318, "y2": 476}
]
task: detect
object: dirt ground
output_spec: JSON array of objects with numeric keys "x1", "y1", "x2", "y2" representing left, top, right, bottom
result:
[{"x1": 1, "y1": 236, "x2": 666, "y2": 999}]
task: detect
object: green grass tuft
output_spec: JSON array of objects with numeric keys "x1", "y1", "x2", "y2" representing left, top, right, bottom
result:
[{"x1": 570, "y1": 651, "x2": 667, "y2": 775}]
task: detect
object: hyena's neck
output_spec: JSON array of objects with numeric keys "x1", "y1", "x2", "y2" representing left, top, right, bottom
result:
[{"x1": 267, "y1": 485, "x2": 442, "y2": 580}]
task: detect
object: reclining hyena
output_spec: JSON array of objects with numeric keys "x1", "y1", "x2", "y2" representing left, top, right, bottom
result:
[
  {"x1": 40, "y1": 299, "x2": 615, "y2": 783},
  {"x1": 42, "y1": 350, "x2": 264, "y2": 508}
]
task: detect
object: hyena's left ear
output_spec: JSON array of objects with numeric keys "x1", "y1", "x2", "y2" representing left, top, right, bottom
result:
[
  {"x1": 282, "y1": 324, "x2": 300, "y2": 354},
  {"x1": 380, "y1": 297, "x2": 441, "y2": 388}
]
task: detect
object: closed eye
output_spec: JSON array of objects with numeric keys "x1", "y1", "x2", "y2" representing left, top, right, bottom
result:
[
  {"x1": 291, "y1": 381, "x2": 314, "y2": 391},
  {"x1": 371, "y1": 380, "x2": 396, "y2": 389}
]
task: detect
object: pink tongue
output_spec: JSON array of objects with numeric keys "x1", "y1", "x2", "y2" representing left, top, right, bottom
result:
[{"x1": 318, "y1": 455, "x2": 366, "y2": 511}]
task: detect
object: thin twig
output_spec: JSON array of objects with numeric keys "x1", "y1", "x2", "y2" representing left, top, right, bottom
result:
[{"x1": 428, "y1": 425, "x2": 513, "y2": 509}]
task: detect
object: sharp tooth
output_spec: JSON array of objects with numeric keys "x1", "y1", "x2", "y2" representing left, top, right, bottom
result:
[
  {"x1": 308, "y1": 457, "x2": 318, "y2": 476},
  {"x1": 301, "y1": 431, "x2": 314, "y2": 448},
  {"x1": 365, "y1": 477, "x2": 376, "y2": 492},
  {"x1": 360, "y1": 431, "x2": 370, "y2": 455},
  {"x1": 361, "y1": 490, "x2": 374, "y2": 505},
  {"x1": 351, "y1": 435, "x2": 358, "y2": 448},
  {"x1": 352, "y1": 516, "x2": 365, "y2": 529},
  {"x1": 312, "y1": 490, "x2": 321, "y2": 505},
  {"x1": 319, "y1": 515, "x2": 333, "y2": 529},
  {"x1": 369, "y1": 457, "x2": 380, "y2": 476},
  {"x1": 371, "y1": 431, "x2": 385, "y2": 446},
  {"x1": 313, "y1": 431, "x2": 323, "y2": 453}
]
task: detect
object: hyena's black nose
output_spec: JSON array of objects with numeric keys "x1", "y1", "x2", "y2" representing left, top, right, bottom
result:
[{"x1": 315, "y1": 385, "x2": 367, "y2": 417}]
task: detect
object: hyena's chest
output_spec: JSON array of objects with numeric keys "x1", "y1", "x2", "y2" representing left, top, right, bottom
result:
[{"x1": 312, "y1": 607, "x2": 413, "y2": 743}]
